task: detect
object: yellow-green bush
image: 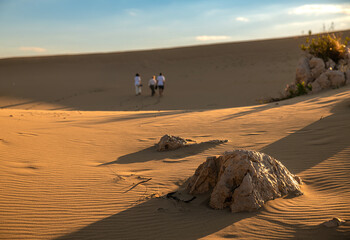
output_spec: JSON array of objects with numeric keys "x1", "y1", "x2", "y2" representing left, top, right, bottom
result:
[{"x1": 300, "y1": 34, "x2": 347, "y2": 63}]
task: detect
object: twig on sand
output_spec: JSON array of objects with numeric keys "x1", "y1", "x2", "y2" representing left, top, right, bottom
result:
[
  {"x1": 166, "y1": 191, "x2": 196, "y2": 203},
  {"x1": 124, "y1": 178, "x2": 152, "y2": 193}
]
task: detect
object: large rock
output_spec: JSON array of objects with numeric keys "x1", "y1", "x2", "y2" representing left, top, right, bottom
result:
[
  {"x1": 186, "y1": 150, "x2": 302, "y2": 213},
  {"x1": 156, "y1": 134, "x2": 187, "y2": 151},
  {"x1": 310, "y1": 81, "x2": 322, "y2": 93},
  {"x1": 295, "y1": 56, "x2": 312, "y2": 84},
  {"x1": 345, "y1": 70, "x2": 350, "y2": 84},
  {"x1": 313, "y1": 72, "x2": 331, "y2": 90},
  {"x1": 309, "y1": 57, "x2": 325, "y2": 79},
  {"x1": 326, "y1": 70, "x2": 346, "y2": 87}
]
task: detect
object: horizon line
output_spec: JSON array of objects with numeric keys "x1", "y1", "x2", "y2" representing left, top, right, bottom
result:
[{"x1": 1, "y1": 28, "x2": 349, "y2": 61}]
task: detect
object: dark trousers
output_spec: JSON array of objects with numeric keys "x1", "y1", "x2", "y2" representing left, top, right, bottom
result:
[{"x1": 150, "y1": 85, "x2": 156, "y2": 96}]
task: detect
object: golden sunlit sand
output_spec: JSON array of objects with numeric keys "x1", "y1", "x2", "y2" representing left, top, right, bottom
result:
[{"x1": 0, "y1": 33, "x2": 349, "y2": 239}]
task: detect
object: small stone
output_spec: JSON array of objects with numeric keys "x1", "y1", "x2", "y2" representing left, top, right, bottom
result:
[
  {"x1": 322, "y1": 217, "x2": 346, "y2": 228},
  {"x1": 156, "y1": 134, "x2": 188, "y2": 151},
  {"x1": 156, "y1": 135, "x2": 227, "y2": 151}
]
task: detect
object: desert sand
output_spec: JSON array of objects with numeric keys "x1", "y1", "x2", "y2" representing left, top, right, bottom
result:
[{"x1": 0, "y1": 32, "x2": 349, "y2": 240}]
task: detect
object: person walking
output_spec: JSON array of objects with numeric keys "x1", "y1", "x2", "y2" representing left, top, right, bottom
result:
[
  {"x1": 134, "y1": 73, "x2": 142, "y2": 95},
  {"x1": 148, "y1": 75, "x2": 157, "y2": 96},
  {"x1": 156, "y1": 73, "x2": 165, "y2": 97}
]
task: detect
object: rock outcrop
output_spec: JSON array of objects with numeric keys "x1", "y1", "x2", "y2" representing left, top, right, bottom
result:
[
  {"x1": 283, "y1": 43, "x2": 349, "y2": 98},
  {"x1": 186, "y1": 149, "x2": 302, "y2": 213},
  {"x1": 295, "y1": 56, "x2": 312, "y2": 84}
]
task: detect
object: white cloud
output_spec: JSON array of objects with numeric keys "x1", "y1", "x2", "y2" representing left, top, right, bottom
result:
[
  {"x1": 236, "y1": 17, "x2": 249, "y2": 22},
  {"x1": 125, "y1": 9, "x2": 139, "y2": 16},
  {"x1": 195, "y1": 35, "x2": 231, "y2": 41},
  {"x1": 19, "y1": 47, "x2": 47, "y2": 53},
  {"x1": 289, "y1": 4, "x2": 350, "y2": 16}
]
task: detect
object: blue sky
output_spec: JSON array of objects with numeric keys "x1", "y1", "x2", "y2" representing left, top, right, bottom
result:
[{"x1": 0, "y1": 0, "x2": 350, "y2": 58}]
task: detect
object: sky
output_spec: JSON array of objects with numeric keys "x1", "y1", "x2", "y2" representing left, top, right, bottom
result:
[{"x1": 0, "y1": 0, "x2": 350, "y2": 58}]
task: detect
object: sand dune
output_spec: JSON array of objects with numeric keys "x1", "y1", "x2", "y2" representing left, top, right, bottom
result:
[
  {"x1": 0, "y1": 34, "x2": 333, "y2": 111},
  {"x1": 0, "y1": 32, "x2": 350, "y2": 239}
]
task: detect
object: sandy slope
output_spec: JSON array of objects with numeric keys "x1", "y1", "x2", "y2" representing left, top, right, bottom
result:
[
  {"x1": 1, "y1": 33, "x2": 350, "y2": 240},
  {"x1": 0, "y1": 34, "x2": 330, "y2": 111},
  {"x1": 1, "y1": 87, "x2": 349, "y2": 240}
]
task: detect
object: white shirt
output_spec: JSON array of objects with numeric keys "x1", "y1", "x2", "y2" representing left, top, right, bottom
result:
[
  {"x1": 134, "y1": 76, "x2": 141, "y2": 86},
  {"x1": 148, "y1": 78, "x2": 156, "y2": 86},
  {"x1": 156, "y1": 75, "x2": 165, "y2": 86}
]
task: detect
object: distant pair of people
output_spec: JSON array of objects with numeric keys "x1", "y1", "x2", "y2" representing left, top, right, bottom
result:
[
  {"x1": 149, "y1": 73, "x2": 165, "y2": 96},
  {"x1": 134, "y1": 73, "x2": 165, "y2": 97}
]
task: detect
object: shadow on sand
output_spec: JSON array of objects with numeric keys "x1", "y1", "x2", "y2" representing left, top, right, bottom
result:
[
  {"x1": 55, "y1": 197, "x2": 256, "y2": 240},
  {"x1": 57, "y1": 99, "x2": 350, "y2": 240},
  {"x1": 100, "y1": 141, "x2": 228, "y2": 165},
  {"x1": 261, "y1": 98, "x2": 350, "y2": 174}
]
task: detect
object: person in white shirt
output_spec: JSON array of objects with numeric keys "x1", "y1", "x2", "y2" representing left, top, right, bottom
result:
[
  {"x1": 134, "y1": 73, "x2": 142, "y2": 95},
  {"x1": 156, "y1": 73, "x2": 165, "y2": 96},
  {"x1": 148, "y1": 75, "x2": 157, "y2": 96}
]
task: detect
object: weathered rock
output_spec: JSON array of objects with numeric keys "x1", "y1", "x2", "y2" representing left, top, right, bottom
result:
[
  {"x1": 336, "y1": 59, "x2": 349, "y2": 72},
  {"x1": 325, "y1": 70, "x2": 346, "y2": 87},
  {"x1": 311, "y1": 81, "x2": 322, "y2": 93},
  {"x1": 345, "y1": 70, "x2": 350, "y2": 84},
  {"x1": 156, "y1": 135, "x2": 228, "y2": 151},
  {"x1": 186, "y1": 156, "x2": 220, "y2": 194},
  {"x1": 325, "y1": 59, "x2": 336, "y2": 70},
  {"x1": 344, "y1": 48, "x2": 350, "y2": 62},
  {"x1": 186, "y1": 150, "x2": 303, "y2": 213},
  {"x1": 309, "y1": 57, "x2": 325, "y2": 79},
  {"x1": 156, "y1": 134, "x2": 188, "y2": 151},
  {"x1": 313, "y1": 72, "x2": 331, "y2": 90},
  {"x1": 295, "y1": 56, "x2": 312, "y2": 84},
  {"x1": 322, "y1": 217, "x2": 346, "y2": 228}
]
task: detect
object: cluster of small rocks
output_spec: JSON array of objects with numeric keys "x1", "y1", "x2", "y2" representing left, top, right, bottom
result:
[
  {"x1": 285, "y1": 49, "x2": 350, "y2": 96},
  {"x1": 186, "y1": 149, "x2": 302, "y2": 213}
]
